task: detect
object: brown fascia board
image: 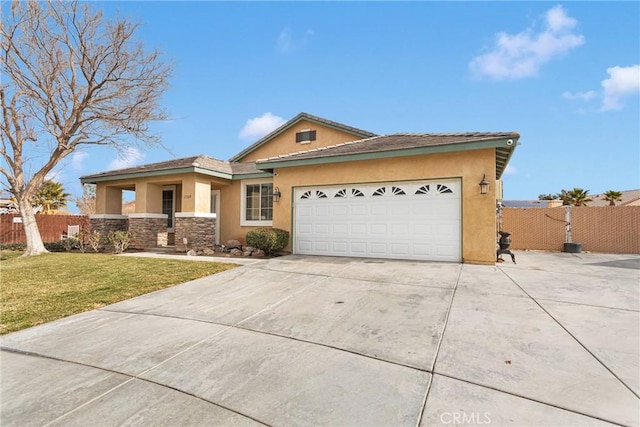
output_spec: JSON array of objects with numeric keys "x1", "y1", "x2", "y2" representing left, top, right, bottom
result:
[{"x1": 228, "y1": 112, "x2": 377, "y2": 162}]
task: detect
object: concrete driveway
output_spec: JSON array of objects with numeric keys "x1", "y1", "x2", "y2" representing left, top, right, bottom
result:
[{"x1": 1, "y1": 252, "x2": 639, "y2": 426}]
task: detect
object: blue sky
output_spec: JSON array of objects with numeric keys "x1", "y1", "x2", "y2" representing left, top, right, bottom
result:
[{"x1": 49, "y1": 1, "x2": 639, "y2": 207}]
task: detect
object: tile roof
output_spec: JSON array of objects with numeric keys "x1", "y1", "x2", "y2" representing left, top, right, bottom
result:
[
  {"x1": 260, "y1": 132, "x2": 517, "y2": 157},
  {"x1": 80, "y1": 155, "x2": 264, "y2": 182},
  {"x1": 229, "y1": 112, "x2": 376, "y2": 162}
]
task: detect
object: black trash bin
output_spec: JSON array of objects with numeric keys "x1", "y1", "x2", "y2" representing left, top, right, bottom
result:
[{"x1": 563, "y1": 242, "x2": 582, "y2": 253}]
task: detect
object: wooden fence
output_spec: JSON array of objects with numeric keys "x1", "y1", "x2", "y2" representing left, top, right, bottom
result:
[
  {"x1": 0, "y1": 214, "x2": 90, "y2": 245},
  {"x1": 501, "y1": 206, "x2": 640, "y2": 254}
]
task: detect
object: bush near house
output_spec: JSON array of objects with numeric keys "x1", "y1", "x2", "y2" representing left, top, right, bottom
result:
[{"x1": 246, "y1": 228, "x2": 289, "y2": 255}]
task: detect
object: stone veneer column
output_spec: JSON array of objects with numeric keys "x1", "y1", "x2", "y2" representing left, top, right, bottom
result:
[
  {"x1": 89, "y1": 215, "x2": 128, "y2": 237},
  {"x1": 128, "y1": 213, "x2": 168, "y2": 249},
  {"x1": 89, "y1": 215, "x2": 128, "y2": 252},
  {"x1": 174, "y1": 213, "x2": 216, "y2": 252}
]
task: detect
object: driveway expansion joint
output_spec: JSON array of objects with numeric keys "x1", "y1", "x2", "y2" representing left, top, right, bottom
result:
[
  {"x1": 417, "y1": 263, "x2": 463, "y2": 426},
  {"x1": 431, "y1": 372, "x2": 630, "y2": 427},
  {"x1": 0, "y1": 347, "x2": 271, "y2": 426},
  {"x1": 498, "y1": 267, "x2": 640, "y2": 400}
]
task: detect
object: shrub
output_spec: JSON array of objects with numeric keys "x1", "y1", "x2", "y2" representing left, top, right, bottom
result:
[
  {"x1": 246, "y1": 228, "x2": 289, "y2": 255},
  {"x1": 77, "y1": 230, "x2": 102, "y2": 253},
  {"x1": 106, "y1": 231, "x2": 131, "y2": 254},
  {"x1": 60, "y1": 237, "x2": 80, "y2": 252},
  {"x1": 0, "y1": 243, "x2": 26, "y2": 251},
  {"x1": 44, "y1": 240, "x2": 66, "y2": 252}
]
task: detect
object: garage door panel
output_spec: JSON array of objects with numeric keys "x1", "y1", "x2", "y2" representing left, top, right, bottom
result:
[
  {"x1": 350, "y1": 242, "x2": 367, "y2": 255},
  {"x1": 332, "y1": 242, "x2": 348, "y2": 253},
  {"x1": 371, "y1": 223, "x2": 388, "y2": 235},
  {"x1": 332, "y1": 205, "x2": 349, "y2": 217},
  {"x1": 350, "y1": 223, "x2": 367, "y2": 235},
  {"x1": 315, "y1": 223, "x2": 330, "y2": 234},
  {"x1": 297, "y1": 205, "x2": 314, "y2": 217},
  {"x1": 297, "y1": 223, "x2": 313, "y2": 234},
  {"x1": 350, "y1": 205, "x2": 367, "y2": 216},
  {"x1": 314, "y1": 240, "x2": 330, "y2": 252},
  {"x1": 391, "y1": 223, "x2": 411, "y2": 236},
  {"x1": 389, "y1": 203, "x2": 411, "y2": 216},
  {"x1": 413, "y1": 244, "x2": 433, "y2": 257},
  {"x1": 315, "y1": 206, "x2": 330, "y2": 216},
  {"x1": 295, "y1": 179, "x2": 461, "y2": 262},
  {"x1": 298, "y1": 240, "x2": 313, "y2": 251},
  {"x1": 413, "y1": 223, "x2": 433, "y2": 236},
  {"x1": 369, "y1": 242, "x2": 387, "y2": 256},
  {"x1": 389, "y1": 244, "x2": 410, "y2": 257},
  {"x1": 371, "y1": 205, "x2": 387, "y2": 216},
  {"x1": 333, "y1": 223, "x2": 348, "y2": 234}
]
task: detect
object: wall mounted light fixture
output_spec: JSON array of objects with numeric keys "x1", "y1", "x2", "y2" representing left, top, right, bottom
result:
[
  {"x1": 273, "y1": 187, "x2": 282, "y2": 202},
  {"x1": 479, "y1": 174, "x2": 489, "y2": 195}
]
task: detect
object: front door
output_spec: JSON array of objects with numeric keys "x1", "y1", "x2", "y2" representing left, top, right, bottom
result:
[
  {"x1": 210, "y1": 190, "x2": 221, "y2": 245},
  {"x1": 162, "y1": 185, "x2": 176, "y2": 232}
]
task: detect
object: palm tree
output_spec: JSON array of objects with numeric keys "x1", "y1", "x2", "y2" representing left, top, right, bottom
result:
[
  {"x1": 31, "y1": 180, "x2": 71, "y2": 214},
  {"x1": 538, "y1": 193, "x2": 559, "y2": 200},
  {"x1": 560, "y1": 188, "x2": 593, "y2": 206},
  {"x1": 602, "y1": 190, "x2": 623, "y2": 206}
]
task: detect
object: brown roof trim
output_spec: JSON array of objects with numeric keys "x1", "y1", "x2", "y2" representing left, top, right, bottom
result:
[{"x1": 228, "y1": 112, "x2": 376, "y2": 162}]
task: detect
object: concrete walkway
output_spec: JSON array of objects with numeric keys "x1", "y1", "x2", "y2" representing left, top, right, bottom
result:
[{"x1": 1, "y1": 252, "x2": 639, "y2": 426}]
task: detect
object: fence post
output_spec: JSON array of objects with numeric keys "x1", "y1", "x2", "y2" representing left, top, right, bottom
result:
[{"x1": 564, "y1": 206, "x2": 572, "y2": 244}]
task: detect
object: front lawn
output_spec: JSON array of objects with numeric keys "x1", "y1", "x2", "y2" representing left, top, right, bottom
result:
[{"x1": 0, "y1": 252, "x2": 237, "y2": 334}]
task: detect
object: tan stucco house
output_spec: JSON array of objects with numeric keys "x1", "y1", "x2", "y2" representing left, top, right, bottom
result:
[{"x1": 81, "y1": 112, "x2": 519, "y2": 264}]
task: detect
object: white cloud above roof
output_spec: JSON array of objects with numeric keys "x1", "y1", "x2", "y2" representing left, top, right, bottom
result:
[
  {"x1": 601, "y1": 65, "x2": 640, "y2": 111},
  {"x1": 71, "y1": 151, "x2": 88, "y2": 171},
  {"x1": 470, "y1": 5, "x2": 584, "y2": 80},
  {"x1": 562, "y1": 90, "x2": 597, "y2": 101},
  {"x1": 239, "y1": 112, "x2": 285, "y2": 141},
  {"x1": 276, "y1": 28, "x2": 314, "y2": 54},
  {"x1": 108, "y1": 147, "x2": 145, "y2": 171}
]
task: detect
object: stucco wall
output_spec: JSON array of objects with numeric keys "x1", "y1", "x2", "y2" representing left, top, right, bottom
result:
[
  {"x1": 239, "y1": 119, "x2": 370, "y2": 162},
  {"x1": 270, "y1": 149, "x2": 498, "y2": 264}
]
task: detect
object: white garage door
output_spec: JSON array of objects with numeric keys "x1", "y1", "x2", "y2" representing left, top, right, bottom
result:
[{"x1": 294, "y1": 179, "x2": 461, "y2": 262}]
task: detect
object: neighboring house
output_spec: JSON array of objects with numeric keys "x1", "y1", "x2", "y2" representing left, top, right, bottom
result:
[
  {"x1": 0, "y1": 199, "x2": 19, "y2": 215},
  {"x1": 81, "y1": 112, "x2": 519, "y2": 264},
  {"x1": 503, "y1": 189, "x2": 640, "y2": 208},
  {"x1": 590, "y1": 189, "x2": 640, "y2": 207},
  {"x1": 501, "y1": 200, "x2": 551, "y2": 208}
]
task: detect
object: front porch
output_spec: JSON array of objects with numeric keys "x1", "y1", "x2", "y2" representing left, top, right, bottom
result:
[{"x1": 89, "y1": 174, "x2": 224, "y2": 252}]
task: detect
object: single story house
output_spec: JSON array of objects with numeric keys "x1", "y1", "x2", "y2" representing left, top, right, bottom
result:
[{"x1": 81, "y1": 112, "x2": 519, "y2": 264}]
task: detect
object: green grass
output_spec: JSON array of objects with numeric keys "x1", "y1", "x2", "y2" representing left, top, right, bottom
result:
[{"x1": 0, "y1": 252, "x2": 237, "y2": 335}]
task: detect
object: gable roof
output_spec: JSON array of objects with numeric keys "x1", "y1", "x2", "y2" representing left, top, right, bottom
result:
[
  {"x1": 228, "y1": 112, "x2": 376, "y2": 162},
  {"x1": 255, "y1": 132, "x2": 520, "y2": 179},
  {"x1": 80, "y1": 155, "x2": 268, "y2": 184}
]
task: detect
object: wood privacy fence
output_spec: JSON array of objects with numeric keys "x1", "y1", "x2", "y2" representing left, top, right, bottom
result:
[
  {"x1": 502, "y1": 206, "x2": 640, "y2": 254},
  {"x1": 0, "y1": 214, "x2": 90, "y2": 244}
]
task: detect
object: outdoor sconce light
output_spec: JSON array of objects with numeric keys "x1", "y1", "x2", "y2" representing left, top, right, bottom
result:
[
  {"x1": 479, "y1": 174, "x2": 489, "y2": 195},
  {"x1": 273, "y1": 187, "x2": 282, "y2": 202}
]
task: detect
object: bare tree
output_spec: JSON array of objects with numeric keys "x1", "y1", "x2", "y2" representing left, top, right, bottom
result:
[
  {"x1": 1, "y1": 1, "x2": 171, "y2": 255},
  {"x1": 75, "y1": 183, "x2": 96, "y2": 216}
]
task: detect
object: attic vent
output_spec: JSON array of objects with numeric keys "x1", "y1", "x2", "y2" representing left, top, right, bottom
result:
[{"x1": 296, "y1": 130, "x2": 316, "y2": 144}]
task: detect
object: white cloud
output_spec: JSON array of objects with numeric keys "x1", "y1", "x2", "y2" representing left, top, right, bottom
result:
[
  {"x1": 45, "y1": 170, "x2": 63, "y2": 182},
  {"x1": 504, "y1": 164, "x2": 517, "y2": 176},
  {"x1": 561, "y1": 90, "x2": 597, "y2": 101},
  {"x1": 601, "y1": 65, "x2": 640, "y2": 111},
  {"x1": 470, "y1": 5, "x2": 584, "y2": 80},
  {"x1": 277, "y1": 28, "x2": 314, "y2": 53},
  {"x1": 239, "y1": 112, "x2": 286, "y2": 141},
  {"x1": 108, "y1": 147, "x2": 145, "y2": 170},
  {"x1": 71, "y1": 151, "x2": 88, "y2": 171}
]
